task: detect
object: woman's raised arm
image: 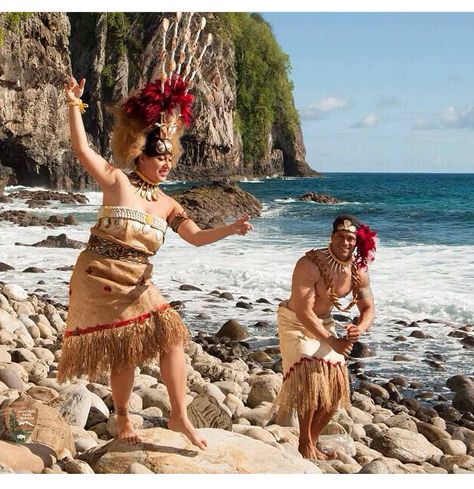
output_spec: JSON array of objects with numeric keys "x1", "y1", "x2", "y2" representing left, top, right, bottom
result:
[{"x1": 64, "y1": 77, "x2": 121, "y2": 190}]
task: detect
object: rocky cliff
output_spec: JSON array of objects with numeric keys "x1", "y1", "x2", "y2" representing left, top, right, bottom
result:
[{"x1": 0, "y1": 12, "x2": 317, "y2": 191}]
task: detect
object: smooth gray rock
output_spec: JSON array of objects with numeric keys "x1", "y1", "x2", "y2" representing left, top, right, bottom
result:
[
  {"x1": 371, "y1": 427, "x2": 443, "y2": 463},
  {"x1": 50, "y1": 384, "x2": 92, "y2": 428}
]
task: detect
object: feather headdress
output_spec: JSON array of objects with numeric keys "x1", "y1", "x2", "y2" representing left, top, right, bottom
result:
[{"x1": 111, "y1": 13, "x2": 213, "y2": 168}]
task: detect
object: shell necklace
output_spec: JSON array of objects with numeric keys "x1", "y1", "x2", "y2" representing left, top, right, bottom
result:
[
  {"x1": 320, "y1": 244, "x2": 353, "y2": 274},
  {"x1": 128, "y1": 170, "x2": 161, "y2": 201}
]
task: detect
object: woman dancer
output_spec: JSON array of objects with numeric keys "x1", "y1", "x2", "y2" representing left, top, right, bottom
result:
[{"x1": 57, "y1": 16, "x2": 252, "y2": 450}]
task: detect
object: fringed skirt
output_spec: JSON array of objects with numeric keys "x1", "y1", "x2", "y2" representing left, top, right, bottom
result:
[
  {"x1": 273, "y1": 301, "x2": 350, "y2": 423},
  {"x1": 56, "y1": 249, "x2": 189, "y2": 383}
]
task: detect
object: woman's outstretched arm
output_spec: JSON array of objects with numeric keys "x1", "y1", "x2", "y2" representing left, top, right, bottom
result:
[
  {"x1": 65, "y1": 77, "x2": 120, "y2": 190},
  {"x1": 167, "y1": 200, "x2": 253, "y2": 246}
]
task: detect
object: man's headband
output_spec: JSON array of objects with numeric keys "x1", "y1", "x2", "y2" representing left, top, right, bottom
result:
[{"x1": 335, "y1": 219, "x2": 358, "y2": 234}]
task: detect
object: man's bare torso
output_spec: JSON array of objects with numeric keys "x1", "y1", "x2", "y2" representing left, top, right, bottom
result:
[{"x1": 288, "y1": 249, "x2": 354, "y2": 318}]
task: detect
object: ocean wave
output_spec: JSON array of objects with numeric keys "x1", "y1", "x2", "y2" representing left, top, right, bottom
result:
[
  {"x1": 273, "y1": 197, "x2": 362, "y2": 206},
  {"x1": 239, "y1": 178, "x2": 264, "y2": 183}
]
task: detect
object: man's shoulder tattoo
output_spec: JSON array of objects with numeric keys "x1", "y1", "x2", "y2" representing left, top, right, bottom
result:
[{"x1": 356, "y1": 285, "x2": 373, "y2": 301}]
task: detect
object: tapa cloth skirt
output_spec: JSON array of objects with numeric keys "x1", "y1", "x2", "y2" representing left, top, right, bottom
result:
[
  {"x1": 56, "y1": 249, "x2": 189, "y2": 384},
  {"x1": 272, "y1": 301, "x2": 350, "y2": 423}
]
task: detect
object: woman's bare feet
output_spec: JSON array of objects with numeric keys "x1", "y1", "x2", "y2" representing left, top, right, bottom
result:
[
  {"x1": 298, "y1": 439, "x2": 318, "y2": 459},
  {"x1": 299, "y1": 440, "x2": 337, "y2": 460},
  {"x1": 115, "y1": 414, "x2": 142, "y2": 444},
  {"x1": 168, "y1": 414, "x2": 207, "y2": 450}
]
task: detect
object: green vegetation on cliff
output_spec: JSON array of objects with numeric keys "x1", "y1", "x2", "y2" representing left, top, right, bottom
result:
[
  {"x1": 212, "y1": 13, "x2": 300, "y2": 163},
  {"x1": 0, "y1": 13, "x2": 33, "y2": 46}
]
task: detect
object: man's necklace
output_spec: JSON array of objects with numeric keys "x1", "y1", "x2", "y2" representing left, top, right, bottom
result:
[
  {"x1": 320, "y1": 245, "x2": 353, "y2": 274},
  {"x1": 128, "y1": 170, "x2": 161, "y2": 201}
]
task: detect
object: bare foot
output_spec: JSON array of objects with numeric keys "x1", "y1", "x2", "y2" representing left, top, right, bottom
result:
[
  {"x1": 298, "y1": 439, "x2": 318, "y2": 459},
  {"x1": 318, "y1": 448, "x2": 337, "y2": 460},
  {"x1": 115, "y1": 415, "x2": 142, "y2": 444},
  {"x1": 168, "y1": 414, "x2": 207, "y2": 450}
]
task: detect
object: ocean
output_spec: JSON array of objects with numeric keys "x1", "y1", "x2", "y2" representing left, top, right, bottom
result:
[{"x1": 1, "y1": 173, "x2": 473, "y2": 399}]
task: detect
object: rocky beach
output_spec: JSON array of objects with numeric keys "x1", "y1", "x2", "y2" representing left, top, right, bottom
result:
[{"x1": 1, "y1": 277, "x2": 474, "y2": 474}]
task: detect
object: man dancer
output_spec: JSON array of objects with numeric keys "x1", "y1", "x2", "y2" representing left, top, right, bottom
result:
[{"x1": 273, "y1": 215, "x2": 376, "y2": 460}]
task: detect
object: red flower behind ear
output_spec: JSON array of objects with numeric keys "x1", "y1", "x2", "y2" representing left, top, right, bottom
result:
[{"x1": 355, "y1": 224, "x2": 377, "y2": 269}]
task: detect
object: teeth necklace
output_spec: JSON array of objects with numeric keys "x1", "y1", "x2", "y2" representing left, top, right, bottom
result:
[
  {"x1": 128, "y1": 170, "x2": 161, "y2": 201},
  {"x1": 321, "y1": 244, "x2": 353, "y2": 274}
]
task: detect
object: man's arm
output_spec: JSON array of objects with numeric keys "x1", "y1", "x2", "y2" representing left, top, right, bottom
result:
[
  {"x1": 289, "y1": 257, "x2": 352, "y2": 356},
  {"x1": 346, "y1": 269, "x2": 375, "y2": 341}
]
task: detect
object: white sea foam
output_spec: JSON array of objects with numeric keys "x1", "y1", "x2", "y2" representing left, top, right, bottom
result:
[
  {"x1": 238, "y1": 178, "x2": 264, "y2": 183},
  {"x1": 2, "y1": 216, "x2": 472, "y2": 326}
]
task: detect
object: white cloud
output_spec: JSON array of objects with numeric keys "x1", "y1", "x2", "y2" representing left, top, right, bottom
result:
[
  {"x1": 441, "y1": 105, "x2": 474, "y2": 129},
  {"x1": 300, "y1": 96, "x2": 348, "y2": 121},
  {"x1": 351, "y1": 113, "x2": 379, "y2": 128},
  {"x1": 412, "y1": 105, "x2": 474, "y2": 131}
]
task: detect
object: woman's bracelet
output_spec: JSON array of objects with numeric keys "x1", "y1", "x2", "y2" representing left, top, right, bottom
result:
[{"x1": 67, "y1": 99, "x2": 89, "y2": 114}]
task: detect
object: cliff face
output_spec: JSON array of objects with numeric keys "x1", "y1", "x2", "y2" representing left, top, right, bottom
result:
[
  {"x1": 0, "y1": 13, "x2": 93, "y2": 190},
  {"x1": 0, "y1": 12, "x2": 316, "y2": 190}
]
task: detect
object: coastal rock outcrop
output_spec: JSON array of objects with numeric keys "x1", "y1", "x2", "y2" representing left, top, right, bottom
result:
[
  {"x1": 171, "y1": 181, "x2": 262, "y2": 228},
  {"x1": 299, "y1": 192, "x2": 342, "y2": 204}
]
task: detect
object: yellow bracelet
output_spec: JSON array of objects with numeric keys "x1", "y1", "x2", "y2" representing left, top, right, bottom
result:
[{"x1": 67, "y1": 99, "x2": 89, "y2": 114}]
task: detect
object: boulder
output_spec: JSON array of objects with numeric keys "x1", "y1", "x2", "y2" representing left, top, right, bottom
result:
[
  {"x1": 359, "y1": 457, "x2": 413, "y2": 474},
  {"x1": 18, "y1": 233, "x2": 84, "y2": 249},
  {"x1": 63, "y1": 459, "x2": 95, "y2": 474},
  {"x1": 453, "y1": 387, "x2": 474, "y2": 414},
  {"x1": 0, "y1": 440, "x2": 54, "y2": 473},
  {"x1": 136, "y1": 385, "x2": 170, "y2": 416},
  {"x1": 26, "y1": 385, "x2": 59, "y2": 404},
  {"x1": 354, "y1": 441, "x2": 385, "y2": 466},
  {"x1": 125, "y1": 462, "x2": 154, "y2": 474},
  {"x1": 438, "y1": 454, "x2": 474, "y2": 472},
  {"x1": 187, "y1": 394, "x2": 233, "y2": 431},
  {"x1": 371, "y1": 427, "x2": 443, "y2": 463},
  {"x1": 0, "y1": 309, "x2": 25, "y2": 334},
  {"x1": 78, "y1": 427, "x2": 321, "y2": 473},
  {"x1": 299, "y1": 192, "x2": 341, "y2": 204},
  {"x1": 216, "y1": 320, "x2": 248, "y2": 341},
  {"x1": 350, "y1": 342, "x2": 375, "y2": 358},
  {"x1": 0, "y1": 367, "x2": 24, "y2": 391},
  {"x1": 246, "y1": 375, "x2": 282, "y2": 408},
  {"x1": 350, "y1": 391, "x2": 376, "y2": 414},
  {"x1": 0, "y1": 395, "x2": 75, "y2": 457},
  {"x1": 359, "y1": 382, "x2": 390, "y2": 400},
  {"x1": 171, "y1": 181, "x2": 262, "y2": 229},
  {"x1": 384, "y1": 413, "x2": 418, "y2": 433},
  {"x1": 2, "y1": 284, "x2": 28, "y2": 302},
  {"x1": 347, "y1": 406, "x2": 373, "y2": 425},
  {"x1": 446, "y1": 375, "x2": 474, "y2": 392},
  {"x1": 47, "y1": 384, "x2": 92, "y2": 428},
  {"x1": 416, "y1": 421, "x2": 451, "y2": 443},
  {"x1": 434, "y1": 438, "x2": 467, "y2": 456},
  {"x1": 232, "y1": 425, "x2": 277, "y2": 445}
]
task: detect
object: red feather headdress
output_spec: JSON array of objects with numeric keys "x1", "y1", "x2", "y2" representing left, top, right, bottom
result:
[{"x1": 122, "y1": 74, "x2": 194, "y2": 128}]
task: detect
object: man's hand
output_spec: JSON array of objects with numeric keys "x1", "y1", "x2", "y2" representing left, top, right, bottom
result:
[
  {"x1": 346, "y1": 323, "x2": 362, "y2": 343},
  {"x1": 328, "y1": 337, "x2": 353, "y2": 357}
]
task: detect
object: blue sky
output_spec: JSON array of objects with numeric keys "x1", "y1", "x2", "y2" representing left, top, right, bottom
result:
[{"x1": 263, "y1": 13, "x2": 474, "y2": 173}]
